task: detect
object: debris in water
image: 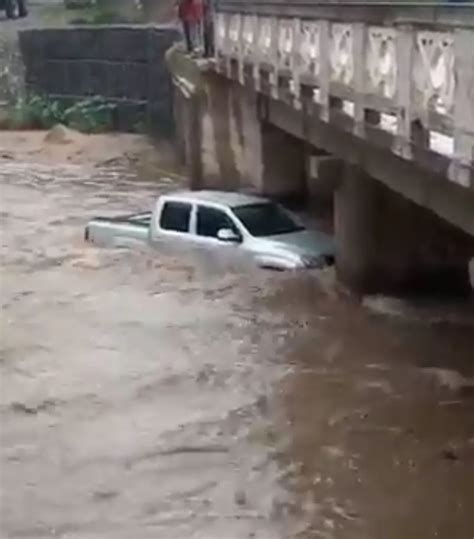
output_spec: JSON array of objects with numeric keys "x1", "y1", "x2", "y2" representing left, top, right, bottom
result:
[
  {"x1": 441, "y1": 448, "x2": 459, "y2": 462},
  {"x1": 44, "y1": 124, "x2": 83, "y2": 145},
  {"x1": 234, "y1": 488, "x2": 247, "y2": 506},
  {"x1": 10, "y1": 400, "x2": 58, "y2": 415}
]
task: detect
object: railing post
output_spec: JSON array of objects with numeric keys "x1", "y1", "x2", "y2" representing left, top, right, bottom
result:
[
  {"x1": 237, "y1": 15, "x2": 245, "y2": 84},
  {"x1": 395, "y1": 24, "x2": 414, "y2": 160},
  {"x1": 451, "y1": 28, "x2": 474, "y2": 188},
  {"x1": 353, "y1": 22, "x2": 367, "y2": 138},
  {"x1": 318, "y1": 20, "x2": 330, "y2": 123},
  {"x1": 253, "y1": 16, "x2": 261, "y2": 91},
  {"x1": 269, "y1": 17, "x2": 279, "y2": 99},
  {"x1": 228, "y1": 14, "x2": 242, "y2": 80},
  {"x1": 291, "y1": 17, "x2": 302, "y2": 110}
]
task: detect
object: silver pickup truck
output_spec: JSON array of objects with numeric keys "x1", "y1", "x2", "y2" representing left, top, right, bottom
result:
[{"x1": 85, "y1": 190, "x2": 335, "y2": 270}]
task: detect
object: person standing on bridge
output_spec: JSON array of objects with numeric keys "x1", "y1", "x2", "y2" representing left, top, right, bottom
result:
[{"x1": 176, "y1": 0, "x2": 203, "y2": 54}]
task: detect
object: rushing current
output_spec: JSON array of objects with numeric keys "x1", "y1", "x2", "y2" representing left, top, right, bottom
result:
[{"x1": 1, "y1": 157, "x2": 473, "y2": 539}]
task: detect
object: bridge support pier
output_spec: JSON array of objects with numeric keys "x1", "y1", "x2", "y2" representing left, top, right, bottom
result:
[
  {"x1": 173, "y1": 66, "x2": 307, "y2": 198},
  {"x1": 259, "y1": 122, "x2": 306, "y2": 201},
  {"x1": 204, "y1": 79, "x2": 306, "y2": 199},
  {"x1": 335, "y1": 165, "x2": 473, "y2": 295}
]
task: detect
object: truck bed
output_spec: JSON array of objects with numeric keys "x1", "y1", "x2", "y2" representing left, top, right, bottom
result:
[{"x1": 85, "y1": 212, "x2": 152, "y2": 246}]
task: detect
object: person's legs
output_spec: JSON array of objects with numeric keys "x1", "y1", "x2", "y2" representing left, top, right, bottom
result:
[
  {"x1": 203, "y1": 20, "x2": 213, "y2": 57},
  {"x1": 193, "y1": 20, "x2": 203, "y2": 54},
  {"x1": 182, "y1": 20, "x2": 193, "y2": 52}
]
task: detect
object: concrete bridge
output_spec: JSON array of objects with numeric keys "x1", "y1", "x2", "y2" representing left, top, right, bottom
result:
[{"x1": 169, "y1": 3, "x2": 474, "y2": 295}]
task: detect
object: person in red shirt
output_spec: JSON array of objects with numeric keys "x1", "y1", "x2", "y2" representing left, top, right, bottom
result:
[{"x1": 177, "y1": 0, "x2": 203, "y2": 53}]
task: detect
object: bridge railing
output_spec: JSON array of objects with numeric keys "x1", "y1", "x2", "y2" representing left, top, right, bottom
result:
[{"x1": 212, "y1": 3, "x2": 474, "y2": 188}]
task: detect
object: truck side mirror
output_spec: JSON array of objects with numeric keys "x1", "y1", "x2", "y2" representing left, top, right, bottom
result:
[{"x1": 217, "y1": 228, "x2": 241, "y2": 243}]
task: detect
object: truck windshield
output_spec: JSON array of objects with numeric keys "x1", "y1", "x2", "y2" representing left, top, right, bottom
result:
[{"x1": 233, "y1": 203, "x2": 304, "y2": 237}]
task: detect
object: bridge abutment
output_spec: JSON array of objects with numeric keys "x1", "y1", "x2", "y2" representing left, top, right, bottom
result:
[
  {"x1": 259, "y1": 123, "x2": 306, "y2": 200},
  {"x1": 202, "y1": 76, "x2": 307, "y2": 199},
  {"x1": 174, "y1": 68, "x2": 307, "y2": 199},
  {"x1": 335, "y1": 165, "x2": 473, "y2": 295}
]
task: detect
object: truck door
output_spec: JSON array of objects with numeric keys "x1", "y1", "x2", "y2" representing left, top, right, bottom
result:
[{"x1": 190, "y1": 205, "x2": 250, "y2": 271}]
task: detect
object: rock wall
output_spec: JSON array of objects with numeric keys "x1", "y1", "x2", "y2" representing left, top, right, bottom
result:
[
  {"x1": 0, "y1": 32, "x2": 24, "y2": 104},
  {"x1": 19, "y1": 25, "x2": 179, "y2": 135}
]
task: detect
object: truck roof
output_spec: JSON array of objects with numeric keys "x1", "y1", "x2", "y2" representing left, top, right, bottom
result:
[{"x1": 164, "y1": 190, "x2": 268, "y2": 208}]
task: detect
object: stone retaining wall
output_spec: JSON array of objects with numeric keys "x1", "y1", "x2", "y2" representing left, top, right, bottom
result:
[
  {"x1": 19, "y1": 25, "x2": 179, "y2": 135},
  {"x1": 0, "y1": 33, "x2": 24, "y2": 104}
]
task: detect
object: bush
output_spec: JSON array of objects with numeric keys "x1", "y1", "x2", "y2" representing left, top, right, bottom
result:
[
  {"x1": 2, "y1": 94, "x2": 116, "y2": 132},
  {"x1": 63, "y1": 97, "x2": 116, "y2": 132},
  {"x1": 65, "y1": 0, "x2": 144, "y2": 25},
  {"x1": 70, "y1": 10, "x2": 137, "y2": 25}
]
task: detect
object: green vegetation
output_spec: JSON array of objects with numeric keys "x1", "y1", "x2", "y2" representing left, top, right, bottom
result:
[
  {"x1": 37, "y1": 0, "x2": 175, "y2": 26},
  {"x1": 38, "y1": 0, "x2": 144, "y2": 26},
  {"x1": 1, "y1": 95, "x2": 116, "y2": 132},
  {"x1": 68, "y1": 7, "x2": 142, "y2": 25}
]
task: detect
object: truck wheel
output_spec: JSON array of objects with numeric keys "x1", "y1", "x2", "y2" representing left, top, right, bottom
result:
[
  {"x1": 18, "y1": 0, "x2": 27, "y2": 17},
  {"x1": 5, "y1": 0, "x2": 16, "y2": 18}
]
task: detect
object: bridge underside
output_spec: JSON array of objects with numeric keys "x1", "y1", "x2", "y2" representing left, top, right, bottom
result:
[{"x1": 172, "y1": 63, "x2": 474, "y2": 295}]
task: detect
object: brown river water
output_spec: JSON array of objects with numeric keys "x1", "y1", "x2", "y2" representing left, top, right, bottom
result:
[{"x1": 1, "y1": 158, "x2": 473, "y2": 539}]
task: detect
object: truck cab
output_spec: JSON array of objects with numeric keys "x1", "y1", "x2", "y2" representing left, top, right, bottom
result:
[{"x1": 149, "y1": 191, "x2": 335, "y2": 270}]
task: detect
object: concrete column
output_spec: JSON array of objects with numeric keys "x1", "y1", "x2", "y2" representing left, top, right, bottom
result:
[
  {"x1": 335, "y1": 165, "x2": 380, "y2": 292},
  {"x1": 239, "y1": 88, "x2": 264, "y2": 191},
  {"x1": 173, "y1": 86, "x2": 186, "y2": 166},
  {"x1": 306, "y1": 150, "x2": 342, "y2": 202},
  {"x1": 335, "y1": 164, "x2": 474, "y2": 295},
  {"x1": 203, "y1": 73, "x2": 240, "y2": 189},
  {"x1": 181, "y1": 93, "x2": 203, "y2": 190},
  {"x1": 260, "y1": 122, "x2": 306, "y2": 201},
  {"x1": 197, "y1": 76, "x2": 306, "y2": 199}
]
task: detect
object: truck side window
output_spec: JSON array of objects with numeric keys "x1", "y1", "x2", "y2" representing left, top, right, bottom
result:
[
  {"x1": 197, "y1": 206, "x2": 239, "y2": 238},
  {"x1": 160, "y1": 202, "x2": 192, "y2": 233}
]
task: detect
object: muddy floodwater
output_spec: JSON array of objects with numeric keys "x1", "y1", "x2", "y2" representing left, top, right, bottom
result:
[{"x1": 1, "y1": 155, "x2": 474, "y2": 539}]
